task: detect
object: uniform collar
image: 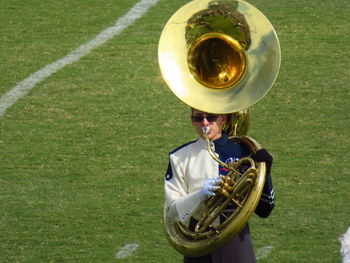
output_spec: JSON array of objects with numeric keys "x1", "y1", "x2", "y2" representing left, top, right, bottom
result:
[
  {"x1": 198, "y1": 132, "x2": 228, "y2": 150},
  {"x1": 213, "y1": 132, "x2": 228, "y2": 148},
  {"x1": 198, "y1": 137, "x2": 208, "y2": 149}
]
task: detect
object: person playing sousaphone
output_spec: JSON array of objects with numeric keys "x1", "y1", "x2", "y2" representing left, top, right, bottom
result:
[
  {"x1": 158, "y1": 0, "x2": 281, "y2": 262},
  {"x1": 164, "y1": 108, "x2": 275, "y2": 262}
]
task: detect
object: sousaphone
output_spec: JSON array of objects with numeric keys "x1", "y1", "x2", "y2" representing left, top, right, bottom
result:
[{"x1": 158, "y1": 0, "x2": 281, "y2": 257}]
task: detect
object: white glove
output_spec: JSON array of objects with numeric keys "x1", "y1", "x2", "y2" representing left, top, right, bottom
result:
[{"x1": 200, "y1": 177, "x2": 222, "y2": 201}]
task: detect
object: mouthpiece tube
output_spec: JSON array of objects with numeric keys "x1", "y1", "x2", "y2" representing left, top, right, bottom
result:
[{"x1": 202, "y1": 126, "x2": 211, "y2": 135}]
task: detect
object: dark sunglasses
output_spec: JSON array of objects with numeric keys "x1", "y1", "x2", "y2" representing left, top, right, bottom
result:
[{"x1": 191, "y1": 114, "x2": 219, "y2": 123}]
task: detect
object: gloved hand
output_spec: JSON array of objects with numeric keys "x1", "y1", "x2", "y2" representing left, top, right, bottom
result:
[
  {"x1": 252, "y1": 149, "x2": 273, "y2": 175},
  {"x1": 199, "y1": 177, "x2": 222, "y2": 201}
]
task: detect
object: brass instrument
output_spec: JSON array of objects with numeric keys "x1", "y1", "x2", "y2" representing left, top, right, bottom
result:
[
  {"x1": 158, "y1": 0, "x2": 280, "y2": 257},
  {"x1": 165, "y1": 127, "x2": 266, "y2": 257}
]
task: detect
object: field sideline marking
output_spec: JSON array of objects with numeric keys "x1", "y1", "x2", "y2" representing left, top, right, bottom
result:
[{"x1": 0, "y1": 0, "x2": 160, "y2": 118}]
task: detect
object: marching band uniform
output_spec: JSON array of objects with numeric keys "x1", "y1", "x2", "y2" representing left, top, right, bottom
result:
[{"x1": 164, "y1": 132, "x2": 275, "y2": 263}]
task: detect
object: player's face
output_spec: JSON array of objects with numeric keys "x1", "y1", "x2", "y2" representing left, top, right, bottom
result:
[{"x1": 191, "y1": 109, "x2": 227, "y2": 141}]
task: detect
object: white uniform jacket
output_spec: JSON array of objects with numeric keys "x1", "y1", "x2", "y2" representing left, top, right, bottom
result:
[{"x1": 164, "y1": 137, "x2": 218, "y2": 224}]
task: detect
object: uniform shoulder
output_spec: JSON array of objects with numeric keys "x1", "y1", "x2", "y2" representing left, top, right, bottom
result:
[
  {"x1": 229, "y1": 137, "x2": 253, "y2": 156},
  {"x1": 170, "y1": 139, "x2": 197, "y2": 155}
]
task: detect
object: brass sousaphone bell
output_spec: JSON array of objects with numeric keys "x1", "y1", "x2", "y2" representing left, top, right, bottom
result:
[{"x1": 158, "y1": 0, "x2": 281, "y2": 257}]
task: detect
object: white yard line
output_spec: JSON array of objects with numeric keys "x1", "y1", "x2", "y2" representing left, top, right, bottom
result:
[
  {"x1": 0, "y1": 0, "x2": 160, "y2": 118},
  {"x1": 256, "y1": 245, "x2": 274, "y2": 260},
  {"x1": 115, "y1": 243, "x2": 139, "y2": 259},
  {"x1": 340, "y1": 227, "x2": 350, "y2": 263}
]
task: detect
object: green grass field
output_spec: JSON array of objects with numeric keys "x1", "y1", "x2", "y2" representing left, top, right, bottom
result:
[{"x1": 1, "y1": 0, "x2": 349, "y2": 262}]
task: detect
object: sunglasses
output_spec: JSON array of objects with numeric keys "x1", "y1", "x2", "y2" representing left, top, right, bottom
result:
[{"x1": 191, "y1": 114, "x2": 219, "y2": 123}]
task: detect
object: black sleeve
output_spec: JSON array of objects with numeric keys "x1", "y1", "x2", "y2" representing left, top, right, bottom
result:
[
  {"x1": 252, "y1": 149, "x2": 275, "y2": 218},
  {"x1": 254, "y1": 172, "x2": 275, "y2": 218}
]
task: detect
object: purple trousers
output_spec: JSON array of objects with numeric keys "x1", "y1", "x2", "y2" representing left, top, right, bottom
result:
[{"x1": 183, "y1": 225, "x2": 256, "y2": 263}]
